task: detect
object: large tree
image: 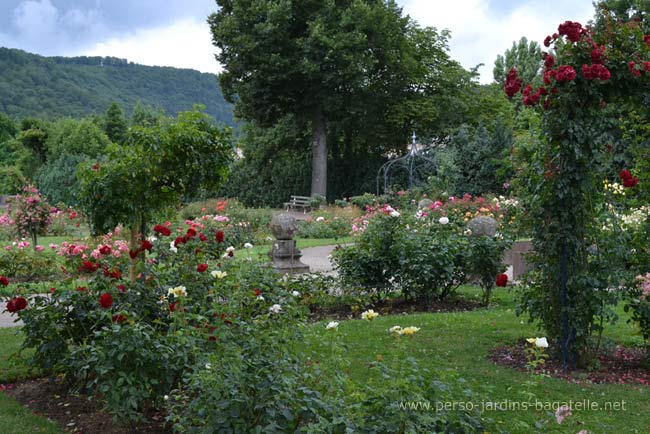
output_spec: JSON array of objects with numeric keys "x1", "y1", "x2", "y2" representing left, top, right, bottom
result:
[{"x1": 209, "y1": 0, "x2": 421, "y2": 198}]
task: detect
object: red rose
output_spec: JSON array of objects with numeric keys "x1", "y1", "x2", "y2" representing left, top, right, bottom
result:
[
  {"x1": 254, "y1": 288, "x2": 262, "y2": 297},
  {"x1": 99, "y1": 293, "x2": 113, "y2": 309},
  {"x1": 80, "y1": 260, "x2": 100, "y2": 273},
  {"x1": 0, "y1": 276, "x2": 8, "y2": 286},
  {"x1": 154, "y1": 224, "x2": 171, "y2": 236},
  {"x1": 169, "y1": 302, "x2": 178, "y2": 312},
  {"x1": 199, "y1": 232, "x2": 207, "y2": 242},
  {"x1": 99, "y1": 245, "x2": 112, "y2": 255},
  {"x1": 590, "y1": 45, "x2": 605, "y2": 64},
  {"x1": 544, "y1": 35, "x2": 552, "y2": 47},
  {"x1": 173, "y1": 236, "x2": 186, "y2": 247},
  {"x1": 186, "y1": 227, "x2": 197, "y2": 238},
  {"x1": 92, "y1": 163, "x2": 100, "y2": 171},
  {"x1": 104, "y1": 268, "x2": 121, "y2": 279},
  {"x1": 629, "y1": 61, "x2": 641, "y2": 77},
  {"x1": 495, "y1": 274, "x2": 508, "y2": 287},
  {"x1": 504, "y1": 67, "x2": 523, "y2": 97},
  {"x1": 197, "y1": 263, "x2": 208, "y2": 273},
  {"x1": 6, "y1": 297, "x2": 27, "y2": 313},
  {"x1": 112, "y1": 314, "x2": 127, "y2": 324},
  {"x1": 544, "y1": 54, "x2": 555, "y2": 69},
  {"x1": 644, "y1": 34, "x2": 650, "y2": 46},
  {"x1": 216, "y1": 230, "x2": 225, "y2": 243},
  {"x1": 141, "y1": 240, "x2": 153, "y2": 252},
  {"x1": 623, "y1": 176, "x2": 638, "y2": 188},
  {"x1": 558, "y1": 20, "x2": 583, "y2": 43},
  {"x1": 556, "y1": 65, "x2": 576, "y2": 82},
  {"x1": 117, "y1": 284, "x2": 126, "y2": 293},
  {"x1": 76, "y1": 286, "x2": 87, "y2": 292},
  {"x1": 129, "y1": 249, "x2": 141, "y2": 259}
]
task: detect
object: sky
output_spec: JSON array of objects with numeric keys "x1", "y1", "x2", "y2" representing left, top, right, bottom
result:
[{"x1": 0, "y1": 0, "x2": 595, "y2": 84}]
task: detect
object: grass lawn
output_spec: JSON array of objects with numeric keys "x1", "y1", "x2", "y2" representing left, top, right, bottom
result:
[
  {"x1": 1, "y1": 285, "x2": 648, "y2": 433},
  {"x1": 301, "y1": 287, "x2": 650, "y2": 433}
]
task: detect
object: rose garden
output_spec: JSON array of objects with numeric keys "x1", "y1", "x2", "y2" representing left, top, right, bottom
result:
[{"x1": 2, "y1": 2, "x2": 650, "y2": 434}]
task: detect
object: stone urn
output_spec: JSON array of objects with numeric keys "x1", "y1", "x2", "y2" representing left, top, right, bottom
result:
[
  {"x1": 269, "y1": 213, "x2": 298, "y2": 240},
  {"x1": 269, "y1": 213, "x2": 309, "y2": 274},
  {"x1": 418, "y1": 198, "x2": 433, "y2": 210},
  {"x1": 467, "y1": 215, "x2": 499, "y2": 237}
]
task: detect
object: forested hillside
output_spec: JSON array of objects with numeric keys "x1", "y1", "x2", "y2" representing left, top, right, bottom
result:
[{"x1": 0, "y1": 47, "x2": 233, "y2": 125}]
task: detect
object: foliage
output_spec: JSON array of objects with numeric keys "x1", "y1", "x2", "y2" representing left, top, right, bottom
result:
[
  {"x1": 77, "y1": 107, "x2": 233, "y2": 236},
  {"x1": 36, "y1": 153, "x2": 89, "y2": 207},
  {"x1": 450, "y1": 121, "x2": 514, "y2": 196},
  {"x1": 0, "y1": 48, "x2": 233, "y2": 125},
  {"x1": 0, "y1": 165, "x2": 24, "y2": 195},
  {"x1": 465, "y1": 233, "x2": 511, "y2": 306},
  {"x1": 210, "y1": 0, "x2": 475, "y2": 197}
]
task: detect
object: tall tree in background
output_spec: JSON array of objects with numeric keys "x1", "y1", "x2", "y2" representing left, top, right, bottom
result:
[
  {"x1": 493, "y1": 37, "x2": 543, "y2": 87},
  {"x1": 104, "y1": 102, "x2": 128, "y2": 144},
  {"x1": 209, "y1": 0, "x2": 419, "y2": 198}
]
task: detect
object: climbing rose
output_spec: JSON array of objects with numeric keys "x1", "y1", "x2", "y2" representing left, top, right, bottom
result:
[
  {"x1": 556, "y1": 65, "x2": 576, "y2": 82},
  {"x1": 496, "y1": 274, "x2": 508, "y2": 287},
  {"x1": 154, "y1": 224, "x2": 171, "y2": 236},
  {"x1": 99, "y1": 293, "x2": 113, "y2": 309},
  {"x1": 544, "y1": 53, "x2": 555, "y2": 69},
  {"x1": 558, "y1": 21, "x2": 583, "y2": 42},
  {"x1": 504, "y1": 67, "x2": 523, "y2": 97}
]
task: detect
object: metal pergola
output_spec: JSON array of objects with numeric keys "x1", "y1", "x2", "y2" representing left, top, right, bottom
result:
[{"x1": 376, "y1": 132, "x2": 437, "y2": 195}]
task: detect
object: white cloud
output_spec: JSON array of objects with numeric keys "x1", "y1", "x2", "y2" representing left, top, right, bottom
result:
[
  {"x1": 80, "y1": 17, "x2": 221, "y2": 74},
  {"x1": 400, "y1": 0, "x2": 594, "y2": 83}
]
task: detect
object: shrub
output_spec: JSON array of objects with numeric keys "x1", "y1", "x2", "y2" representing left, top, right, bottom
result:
[
  {"x1": 0, "y1": 244, "x2": 59, "y2": 280},
  {"x1": 10, "y1": 185, "x2": 52, "y2": 246}
]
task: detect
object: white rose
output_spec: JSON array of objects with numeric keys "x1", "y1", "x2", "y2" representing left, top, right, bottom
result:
[{"x1": 439, "y1": 217, "x2": 449, "y2": 225}]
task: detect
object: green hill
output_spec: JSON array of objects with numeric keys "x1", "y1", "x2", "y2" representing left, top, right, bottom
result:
[{"x1": 0, "y1": 47, "x2": 233, "y2": 125}]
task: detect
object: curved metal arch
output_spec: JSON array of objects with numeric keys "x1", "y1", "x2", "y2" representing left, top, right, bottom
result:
[{"x1": 376, "y1": 132, "x2": 437, "y2": 195}]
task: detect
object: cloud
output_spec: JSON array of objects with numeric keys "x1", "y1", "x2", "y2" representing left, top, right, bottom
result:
[
  {"x1": 400, "y1": 0, "x2": 594, "y2": 83},
  {"x1": 0, "y1": 0, "x2": 110, "y2": 54},
  {"x1": 82, "y1": 17, "x2": 221, "y2": 74}
]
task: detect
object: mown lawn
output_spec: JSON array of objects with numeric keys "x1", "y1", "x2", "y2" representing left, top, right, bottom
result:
[
  {"x1": 301, "y1": 287, "x2": 650, "y2": 434},
  {"x1": 1, "y1": 286, "x2": 648, "y2": 433}
]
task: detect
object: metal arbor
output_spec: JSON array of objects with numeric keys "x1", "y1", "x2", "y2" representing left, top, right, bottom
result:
[{"x1": 376, "y1": 132, "x2": 437, "y2": 194}]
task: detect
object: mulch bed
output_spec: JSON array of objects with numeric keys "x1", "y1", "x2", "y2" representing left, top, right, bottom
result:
[
  {"x1": 1, "y1": 378, "x2": 172, "y2": 434},
  {"x1": 309, "y1": 295, "x2": 483, "y2": 321},
  {"x1": 490, "y1": 342, "x2": 650, "y2": 385}
]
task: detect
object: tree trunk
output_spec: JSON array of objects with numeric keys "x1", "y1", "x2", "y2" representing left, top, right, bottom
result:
[{"x1": 310, "y1": 107, "x2": 327, "y2": 198}]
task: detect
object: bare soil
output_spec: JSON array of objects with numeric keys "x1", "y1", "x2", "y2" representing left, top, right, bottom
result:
[
  {"x1": 1, "y1": 378, "x2": 172, "y2": 434},
  {"x1": 490, "y1": 343, "x2": 650, "y2": 385}
]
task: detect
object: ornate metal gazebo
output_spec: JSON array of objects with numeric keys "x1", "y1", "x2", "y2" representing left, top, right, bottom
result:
[{"x1": 376, "y1": 132, "x2": 437, "y2": 194}]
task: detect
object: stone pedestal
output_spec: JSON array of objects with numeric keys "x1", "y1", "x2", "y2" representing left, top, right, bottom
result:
[
  {"x1": 269, "y1": 213, "x2": 310, "y2": 274},
  {"x1": 271, "y1": 239, "x2": 310, "y2": 274}
]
